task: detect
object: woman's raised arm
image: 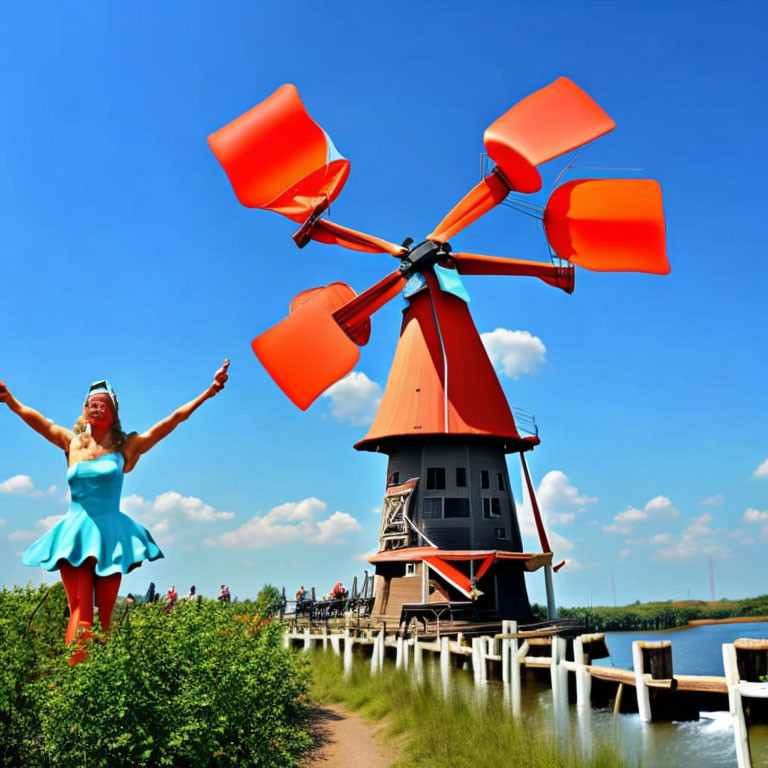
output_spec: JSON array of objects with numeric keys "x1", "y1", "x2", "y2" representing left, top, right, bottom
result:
[
  {"x1": 123, "y1": 360, "x2": 229, "y2": 470},
  {"x1": 0, "y1": 380, "x2": 74, "y2": 451}
]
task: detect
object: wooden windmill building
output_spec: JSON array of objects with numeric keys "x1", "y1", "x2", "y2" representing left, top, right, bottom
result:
[
  {"x1": 357, "y1": 278, "x2": 555, "y2": 625},
  {"x1": 208, "y1": 77, "x2": 670, "y2": 632}
]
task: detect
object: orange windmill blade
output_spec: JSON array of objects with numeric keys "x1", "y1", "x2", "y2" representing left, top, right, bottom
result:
[
  {"x1": 208, "y1": 84, "x2": 350, "y2": 223},
  {"x1": 429, "y1": 77, "x2": 615, "y2": 243},
  {"x1": 543, "y1": 179, "x2": 669, "y2": 274},
  {"x1": 210, "y1": 77, "x2": 668, "y2": 411}
]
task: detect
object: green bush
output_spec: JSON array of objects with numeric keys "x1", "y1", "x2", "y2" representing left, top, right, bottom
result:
[{"x1": 0, "y1": 587, "x2": 310, "y2": 768}]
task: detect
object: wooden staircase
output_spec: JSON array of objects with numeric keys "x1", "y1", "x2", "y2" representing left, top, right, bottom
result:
[{"x1": 372, "y1": 576, "x2": 422, "y2": 627}]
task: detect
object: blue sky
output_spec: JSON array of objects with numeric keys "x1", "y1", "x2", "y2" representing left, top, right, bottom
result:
[{"x1": 1, "y1": 1, "x2": 767, "y2": 607}]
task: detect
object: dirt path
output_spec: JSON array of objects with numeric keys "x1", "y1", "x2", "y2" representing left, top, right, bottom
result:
[{"x1": 302, "y1": 704, "x2": 397, "y2": 768}]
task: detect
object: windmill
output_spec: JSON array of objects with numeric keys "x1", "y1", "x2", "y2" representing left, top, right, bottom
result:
[{"x1": 209, "y1": 79, "x2": 669, "y2": 624}]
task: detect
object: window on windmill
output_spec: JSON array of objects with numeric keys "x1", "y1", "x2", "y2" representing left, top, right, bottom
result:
[
  {"x1": 388, "y1": 471, "x2": 400, "y2": 486},
  {"x1": 444, "y1": 498, "x2": 470, "y2": 518},
  {"x1": 481, "y1": 470, "x2": 490, "y2": 489},
  {"x1": 495, "y1": 527, "x2": 506, "y2": 540},
  {"x1": 456, "y1": 467, "x2": 467, "y2": 487},
  {"x1": 483, "y1": 498, "x2": 502, "y2": 519},
  {"x1": 497, "y1": 473, "x2": 505, "y2": 491},
  {"x1": 426, "y1": 467, "x2": 446, "y2": 490},
  {"x1": 423, "y1": 498, "x2": 443, "y2": 519}
]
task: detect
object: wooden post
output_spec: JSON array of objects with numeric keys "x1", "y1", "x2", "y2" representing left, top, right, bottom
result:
[
  {"x1": 378, "y1": 628, "x2": 385, "y2": 671},
  {"x1": 370, "y1": 631, "x2": 380, "y2": 675},
  {"x1": 330, "y1": 633, "x2": 341, "y2": 655},
  {"x1": 440, "y1": 636, "x2": 451, "y2": 676},
  {"x1": 396, "y1": 634, "x2": 405, "y2": 670},
  {"x1": 303, "y1": 627, "x2": 312, "y2": 653},
  {"x1": 282, "y1": 626, "x2": 290, "y2": 649},
  {"x1": 574, "y1": 635, "x2": 592, "y2": 708},
  {"x1": 551, "y1": 636, "x2": 566, "y2": 691},
  {"x1": 403, "y1": 636, "x2": 411, "y2": 671},
  {"x1": 501, "y1": 620, "x2": 512, "y2": 683},
  {"x1": 472, "y1": 637, "x2": 486, "y2": 683},
  {"x1": 414, "y1": 639, "x2": 424, "y2": 683},
  {"x1": 632, "y1": 641, "x2": 652, "y2": 721},
  {"x1": 343, "y1": 631, "x2": 353, "y2": 679},
  {"x1": 724, "y1": 642, "x2": 752, "y2": 768}
]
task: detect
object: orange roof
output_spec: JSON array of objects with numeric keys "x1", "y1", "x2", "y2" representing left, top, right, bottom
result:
[{"x1": 355, "y1": 286, "x2": 539, "y2": 453}]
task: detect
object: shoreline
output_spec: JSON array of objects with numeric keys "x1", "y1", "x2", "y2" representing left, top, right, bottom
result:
[{"x1": 686, "y1": 616, "x2": 768, "y2": 627}]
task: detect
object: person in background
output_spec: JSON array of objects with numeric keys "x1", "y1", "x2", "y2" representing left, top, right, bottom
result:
[
  {"x1": 165, "y1": 584, "x2": 178, "y2": 613},
  {"x1": 217, "y1": 584, "x2": 231, "y2": 603},
  {"x1": 295, "y1": 585, "x2": 306, "y2": 602},
  {"x1": 186, "y1": 585, "x2": 196, "y2": 600},
  {"x1": 331, "y1": 581, "x2": 347, "y2": 600},
  {"x1": 125, "y1": 593, "x2": 136, "y2": 605}
]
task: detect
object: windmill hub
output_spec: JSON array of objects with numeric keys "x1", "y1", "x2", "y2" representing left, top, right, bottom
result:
[{"x1": 398, "y1": 239, "x2": 452, "y2": 277}]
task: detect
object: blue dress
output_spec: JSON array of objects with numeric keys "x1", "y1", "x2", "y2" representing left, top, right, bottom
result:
[{"x1": 22, "y1": 452, "x2": 163, "y2": 577}]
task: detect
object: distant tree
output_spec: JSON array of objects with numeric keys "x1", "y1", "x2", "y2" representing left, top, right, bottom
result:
[{"x1": 254, "y1": 583, "x2": 282, "y2": 621}]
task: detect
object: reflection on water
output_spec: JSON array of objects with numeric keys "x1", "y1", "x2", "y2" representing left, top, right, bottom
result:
[{"x1": 416, "y1": 622, "x2": 768, "y2": 767}]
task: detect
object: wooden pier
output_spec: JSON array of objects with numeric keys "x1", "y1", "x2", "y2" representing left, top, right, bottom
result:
[{"x1": 284, "y1": 619, "x2": 768, "y2": 768}]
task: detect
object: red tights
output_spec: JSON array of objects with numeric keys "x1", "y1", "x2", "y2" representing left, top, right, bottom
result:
[{"x1": 59, "y1": 558, "x2": 122, "y2": 645}]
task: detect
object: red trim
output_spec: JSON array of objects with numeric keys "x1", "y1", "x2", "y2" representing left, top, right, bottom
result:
[
  {"x1": 474, "y1": 553, "x2": 496, "y2": 582},
  {"x1": 423, "y1": 556, "x2": 473, "y2": 598},
  {"x1": 520, "y1": 452, "x2": 551, "y2": 554},
  {"x1": 367, "y1": 547, "x2": 548, "y2": 564}
]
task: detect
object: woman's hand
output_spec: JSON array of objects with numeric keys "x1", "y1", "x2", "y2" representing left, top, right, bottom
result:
[
  {"x1": 208, "y1": 359, "x2": 230, "y2": 397},
  {"x1": 0, "y1": 380, "x2": 13, "y2": 406}
]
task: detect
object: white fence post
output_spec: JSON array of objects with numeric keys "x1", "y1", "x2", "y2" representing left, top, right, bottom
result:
[
  {"x1": 574, "y1": 635, "x2": 592, "y2": 708},
  {"x1": 395, "y1": 635, "x2": 404, "y2": 669},
  {"x1": 303, "y1": 627, "x2": 312, "y2": 653},
  {"x1": 632, "y1": 641, "x2": 651, "y2": 722},
  {"x1": 343, "y1": 631, "x2": 353, "y2": 679},
  {"x1": 723, "y1": 643, "x2": 751, "y2": 768},
  {"x1": 413, "y1": 640, "x2": 424, "y2": 683}
]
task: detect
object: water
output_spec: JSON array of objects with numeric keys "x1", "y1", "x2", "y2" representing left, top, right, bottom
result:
[
  {"x1": 420, "y1": 622, "x2": 768, "y2": 767},
  {"x1": 594, "y1": 621, "x2": 768, "y2": 675}
]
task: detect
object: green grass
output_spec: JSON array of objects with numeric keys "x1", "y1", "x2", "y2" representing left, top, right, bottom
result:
[{"x1": 309, "y1": 650, "x2": 630, "y2": 768}]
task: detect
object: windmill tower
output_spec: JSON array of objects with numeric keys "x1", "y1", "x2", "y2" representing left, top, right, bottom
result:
[
  {"x1": 356, "y1": 279, "x2": 552, "y2": 622},
  {"x1": 208, "y1": 78, "x2": 669, "y2": 626}
]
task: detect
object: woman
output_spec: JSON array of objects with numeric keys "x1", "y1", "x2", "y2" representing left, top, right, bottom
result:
[{"x1": 0, "y1": 361, "x2": 229, "y2": 661}]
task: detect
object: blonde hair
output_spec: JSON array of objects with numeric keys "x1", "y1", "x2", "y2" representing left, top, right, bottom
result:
[{"x1": 73, "y1": 403, "x2": 133, "y2": 451}]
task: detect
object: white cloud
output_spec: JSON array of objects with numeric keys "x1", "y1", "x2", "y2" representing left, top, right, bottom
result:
[
  {"x1": 615, "y1": 507, "x2": 648, "y2": 523},
  {"x1": 744, "y1": 508, "x2": 768, "y2": 523},
  {"x1": 644, "y1": 495, "x2": 679, "y2": 518},
  {"x1": 0, "y1": 518, "x2": 5, "y2": 527},
  {"x1": 205, "y1": 497, "x2": 362, "y2": 549},
  {"x1": 701, "y1": 494, "x2": 725, "y2": 507},
  {"x1": 481, "y1": 328, "x2": 546, "y2": 379},
  {"x1": 8, "y1": 514, "x2": 65, "y2": 543},
  {"x1": 37, "y1": 515, "x2": 64, "y2": 531},
  {"x1": 535, "y1": 470, "x2": 597, "y2": 525},
  {"x1": 124, "y1": 491, "x2": 234, "y2": 525},
  {"x1": 562, "y1": 557, "x2": 598, "y2": 571},
  {"x1": 753, "y1": 459, "x2": 768, "y2": 478},
  {"x1": 323, "y1": 372, "x2": 382, "y2": 426},
  {"x1": 122, "y1": 490, "x2": 234, "y2": 544},
  {"x1": 603, "y1": 523, "x2": 632, "y2": 535},
  {"x1": 619, "y1": 548, "x2": 631, "y2": 559},
  {"x1": 655, "y1": 519, "x2": 730, "y2": 561},
  {"x1": 9, "y1": 529, "x2": 38, "y2": 542},
  {"x1": 693, "y1": 513, "x2": 712, "y2": 525},
  {"x1": 0, "y1": 475, "x2": 57, "y2": 498},
  {"x1": 761, "y1": 526, "x2": 768, "y2": 541}
]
